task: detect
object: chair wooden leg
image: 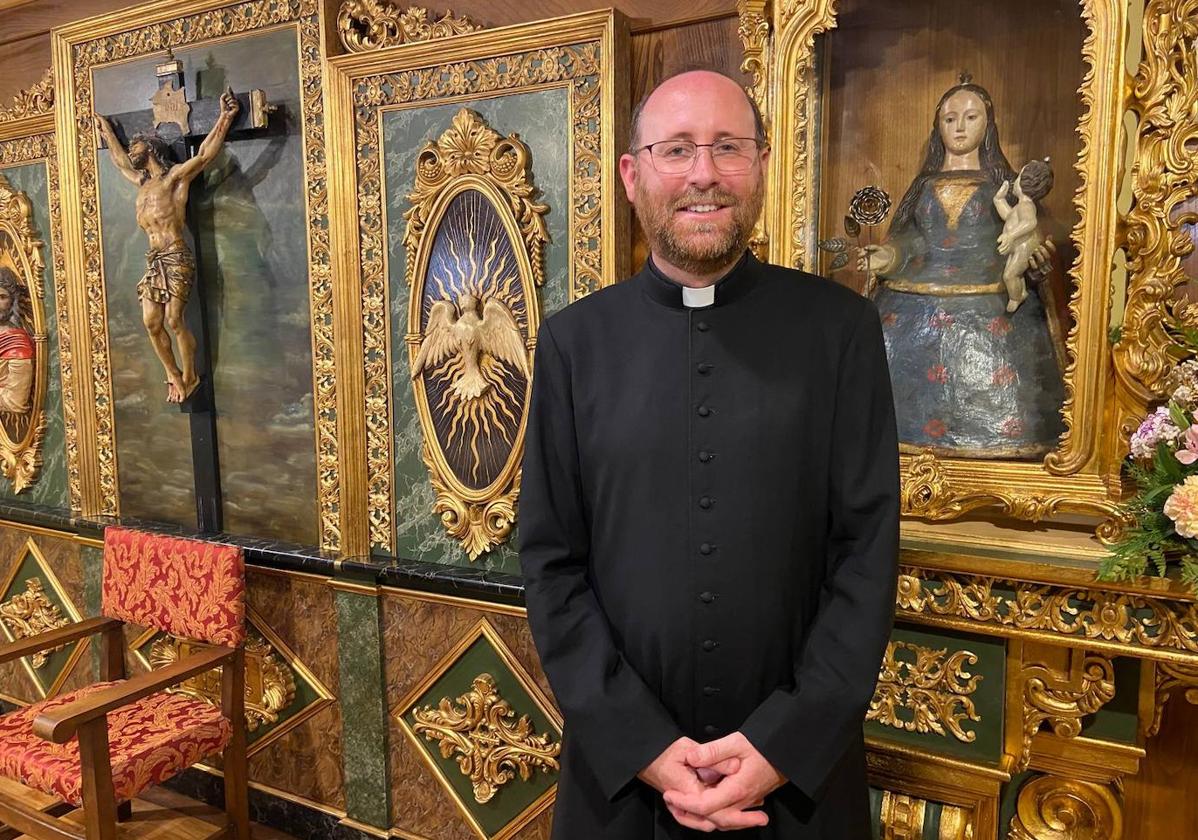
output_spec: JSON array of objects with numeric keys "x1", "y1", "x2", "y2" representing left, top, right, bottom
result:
[
  {"x1": 221, "y1": 647, "x2": 249, "y2": 840},
  {"x1": 99, "y1": 624, "x2": 126, "y2": 682},
  {"x1": 77, "y1": 716, "x2": 117, "y2": 840},
  {"x1": 116, "y1": 800, "x2": 132, "y2": 822}
]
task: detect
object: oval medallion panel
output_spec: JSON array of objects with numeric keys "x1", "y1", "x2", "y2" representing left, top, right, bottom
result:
[{"x1": 404, "y1": 110, "x2": 547, "y2": 559}]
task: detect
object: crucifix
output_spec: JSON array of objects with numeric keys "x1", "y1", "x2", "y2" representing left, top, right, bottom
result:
[{"x1": 93, "y1": 50, "x2": 276, "y2": 533}]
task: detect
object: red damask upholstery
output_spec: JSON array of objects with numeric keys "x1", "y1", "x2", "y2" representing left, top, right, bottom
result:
[
  {"x1": 102, "y1": 526, "x2": 245, "y2": 647},
  {"x1": 0, "y1": 682, "x2": 232, "y2": 806}
]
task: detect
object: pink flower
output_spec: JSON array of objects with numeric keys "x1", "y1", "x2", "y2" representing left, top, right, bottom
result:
[
  {"x1": 1164, "y1": 475, "x2": 1198, "y2": 538},
  {"x1": 927, "y1": 365, "x2": 948, "y2": 384},
  {"x1": 1176, "y1": 424, "x2": 1198, "y2": 464}
]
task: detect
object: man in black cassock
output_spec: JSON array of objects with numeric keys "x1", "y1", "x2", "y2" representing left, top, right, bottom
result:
[{"x1": 518, "y1": 69, "x2": 899, "y2": 838}]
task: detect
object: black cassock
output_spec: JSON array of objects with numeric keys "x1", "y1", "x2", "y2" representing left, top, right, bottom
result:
[{"x1": 519, "y1": 252, "x2": 899, "y2": 839}]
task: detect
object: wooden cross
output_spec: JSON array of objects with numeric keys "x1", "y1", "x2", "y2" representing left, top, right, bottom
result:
[{"x1": 95, "y1": 50, "x2": 279, "y2": 533}]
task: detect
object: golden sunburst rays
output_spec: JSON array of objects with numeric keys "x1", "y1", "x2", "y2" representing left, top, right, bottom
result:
[{"x1": 421, "y1": 190, "x2": 530, "y2": 488}]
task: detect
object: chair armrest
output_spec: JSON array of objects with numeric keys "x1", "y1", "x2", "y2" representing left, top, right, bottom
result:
[
  {"x1": 0, "y1": 616, "x2": 122, "y2": 665},
  {"x1": 32, "y1": 644, "x2": 236, "y2": 743}
]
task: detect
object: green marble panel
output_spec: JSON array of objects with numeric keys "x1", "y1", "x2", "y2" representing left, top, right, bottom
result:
[
  {"x1": 381, "y1": 87, "x2": 572, "y2": 572},
  {"x1": 0, "y1": 161, "x2": 68, "y2": 511},
  {"x1": 93, "y1": 28, "x2": 317, "y2": 542},
  {"x1": 401, "y1": 630, "x2": 559, "y2": 836},
  {"x1": 865, "y1": 624, "x2": 1006, "y2": 763},
  {"x1": 335, "y1": 588, "x2": 390, "y2": 828}
]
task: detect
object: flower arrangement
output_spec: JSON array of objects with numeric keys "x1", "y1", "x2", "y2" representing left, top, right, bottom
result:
[{"x1": 1101, "y1": 356, "x2": 1198, "y2": 589}]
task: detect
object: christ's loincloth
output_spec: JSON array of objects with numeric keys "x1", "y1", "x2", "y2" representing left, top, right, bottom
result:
[{"x1": 137, "y1": 241, "x2": 195, "y2": 305}]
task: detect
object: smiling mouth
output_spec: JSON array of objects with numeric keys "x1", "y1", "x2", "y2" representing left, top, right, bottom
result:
[{"x1": 678, "y1": 204, "x2": 727, "y2": 214}]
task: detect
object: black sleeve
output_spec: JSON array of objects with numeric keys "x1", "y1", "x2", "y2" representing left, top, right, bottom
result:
[
  {"x1": 739, "y1": 298, "x2": 899, "y2": 801},
  {"x1": 518, "y1": 321, "x2": 683, "y2": 801}
]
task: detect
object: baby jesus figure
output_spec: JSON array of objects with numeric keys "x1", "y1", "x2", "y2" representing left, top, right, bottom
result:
[{"x1": 993, "y1": 157, "x2": 1053, "y2": 313}]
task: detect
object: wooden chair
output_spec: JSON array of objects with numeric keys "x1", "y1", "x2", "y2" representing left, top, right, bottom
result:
[{"x1": 0, "y1": 526, "x2": 250, "y2": 840}]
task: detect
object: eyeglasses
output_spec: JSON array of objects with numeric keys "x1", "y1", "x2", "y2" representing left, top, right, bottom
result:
[{"x1": 635, "y1": 138, "x2": 766, "y2": 174}]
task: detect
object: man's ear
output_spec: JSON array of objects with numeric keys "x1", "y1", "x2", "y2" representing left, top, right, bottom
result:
[{"x1": 618, "y1": 153, "x2": 637, "y2": 204}]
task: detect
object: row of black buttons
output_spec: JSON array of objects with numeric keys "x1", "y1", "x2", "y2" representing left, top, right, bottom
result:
[{"x1": 696, "y1": 316, "x2": 719, "y2": 740}]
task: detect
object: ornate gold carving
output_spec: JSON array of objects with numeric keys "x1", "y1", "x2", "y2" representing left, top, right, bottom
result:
[
  {"x1": 0, "y1": 70, "x2": 54, "y2": 125},
  {"x1": 1144, "y1": 660, "x2": 1198, "y2": 738},
  {"x1": 337, "y1": 1, "x2": 482, "y2": 52},
  {"x1": 1008, "y1": 774, "x2": 1122, "y2": 840},
  {"x1": 900, "y1": 453, "x2": 1130, "y2": 539},
  {"x1": 0, "y1": 577, "x2": 69, "y2": 668},
  {"x1": 1018, "y1": 653, "x2": 1115, "y2": 772},
  {"x1": 402, "y1": 108, "x2": 543, "y2": 559},
  {"x1": 1115, "y1": 0, "x2": 1198, "y2": 401},
  {"x1": 878, "y1": 791, "x2": 925, "y2": 840},
  {"x1": 347, "y1": 40, "x2": 609, "y2": 551},
  {"x1": 869, "y1": 640, "x2": 982, "y2": 743},
  {"x1": 736, "y1": 0, "x2": 771, "y2": 260},
  {"x1": 897, "y1": 567, "x2": 1198, "y2": 657},
  {"x1": 0, "y1": 174, "x2": 50, "y2": 492},
  {"x1": 411, "y1": 672, "x2": 560, "y2": 804},
  {"x1": 56, "y1": 0, "x2": 338, "y2": 543},
  {"x1": 149, "y1": 632, "x2": 297, "y2": 732}
]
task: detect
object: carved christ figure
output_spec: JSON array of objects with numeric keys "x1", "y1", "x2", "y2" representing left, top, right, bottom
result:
[{"x1": 94, "y1": 89, "x2": 239, "y2": 403}]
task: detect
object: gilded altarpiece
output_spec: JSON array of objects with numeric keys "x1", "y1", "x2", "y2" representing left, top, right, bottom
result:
[
  {"x1": 51, "y1": 0, "x2": 343, "y2": 549},
  {"x1": 327, "y1": 11, "x2": 630, "y2": 570}
]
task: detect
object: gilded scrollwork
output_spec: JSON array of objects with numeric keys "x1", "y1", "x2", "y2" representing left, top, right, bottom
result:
[
  {"x1": 1144, "y1": 660, "x2": 1198, "y2": 738},
  {"x1": 1018, "y1": 653, "x2": 1115, "y2": 772},
  {"x1": 1115, "y1": 0, "x2": 1198, "y2": 401},
  {"x1": 1008, "y1": 773, "x2": 1123, "y2": 840},
  {"x1": 350, "y1": 42, "x2": 606, "y2": 550},
  {"x1": 337, "y1": 1, "x2": 482, "y2": 53},
  {"x1": 411, "y1": 672, "x2": 560, "y2": 804},
  {"x1": 149, "y1": 632, "x2": 298, "y2": 732},
  {"x1": 868, "y1": 640, "x2": 982, "y2": 743},
  {"x1": 0, "y1": 70, "x2": 55, "y2": 125},
  {"x1": 57, "y1": 0, "x2": 338, "y2": 543},
  {"x1": 896, "y1": 567, "x2": 1198, "y2": 657},
  {"x1": 0, "y1": 577, "x2": 69, "y2": 669}
]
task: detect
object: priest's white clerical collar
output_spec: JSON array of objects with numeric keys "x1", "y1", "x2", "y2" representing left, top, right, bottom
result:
[{"x1": 682, "y1": 285, "x2": 716, "y2": 308}]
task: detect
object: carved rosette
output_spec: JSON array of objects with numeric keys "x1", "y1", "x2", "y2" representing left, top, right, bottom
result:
[
  {"x1": 1018, "y1": 653, "x2": 1115, "y2": 771},
  {"x1": 411, "y1": 672, "x2": 560, "y2": 804},
  {"x1": 0, "y1": 175, "x2": 49, "y2": 492},
  {"x1": 0, "y1": 577, "x2": 69, "y2": 668},
  {"x1": 1009, "y1": 774, "x2": 1123, "y2": 840},
  {"x1": 0, "y1": 70, "x2": 54, "y2": 124},
  {"x1": 868, "y1": 640, "x2": 982, "y2": 742},
  {"x1": 337, "y1": 1, "x2": 482, "y2": 52},
  {"x1": 403, "y1": 109, "x2": 546, "y2": 560},
  {"x1": 1115, "y1": 0, "x2": 1198, "y2": 401}
]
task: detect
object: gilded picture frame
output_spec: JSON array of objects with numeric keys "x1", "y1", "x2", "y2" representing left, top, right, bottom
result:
[
  {"x1": 0, "y1": 72, "x2": 79, "y2": 507},
  {"x1": 326, "y1": 10, "x2": 630, "y2": 557},
  {"x1": 738, "y1": 0, "x2": 1137, "y2": 537},
  {"x1": 50, "y1": 0, "x2": 342, "y2": 548}
]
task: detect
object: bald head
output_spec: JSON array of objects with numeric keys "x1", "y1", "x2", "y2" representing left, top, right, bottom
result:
[{"x1": 629, "y1": 69, "x2": 766, "y2": 151}]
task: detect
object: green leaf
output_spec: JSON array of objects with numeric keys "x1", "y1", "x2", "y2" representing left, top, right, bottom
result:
[{"x1": 1169, "y1": 402, "x2": 1190, "y2": 432}]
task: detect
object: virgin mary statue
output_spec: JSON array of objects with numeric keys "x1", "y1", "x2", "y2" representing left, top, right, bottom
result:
[{"x1": 860, "y1": 76, "x2": 1066, "y2": 459}]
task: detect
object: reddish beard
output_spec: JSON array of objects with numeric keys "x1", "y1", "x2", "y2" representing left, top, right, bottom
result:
[{"x1": 634, "y1": 181, "x2": 763, "y2": 276}]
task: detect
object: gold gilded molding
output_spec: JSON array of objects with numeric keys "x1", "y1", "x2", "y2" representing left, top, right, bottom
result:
[
  {"x1": 328, "y1": 11, "x2": 628, "y2": 552},
  {"x1": 403, "y1": 108, "x2": 543, "y2": 559},
  {"x1": 1018, "y1": 652, "x2": 1114, "y2": 772},
  {"x1": 337, "y1": 1, "x2": 483, "y2": 53},
  {"x1": 879, "y1": 791, "x2": 925, "y2": 840},
  {"x1": 896, "y1": 567, "x2": 1198, "y2": 662},
  {"x1": 869, "y1": 641, "x2": 982, "y2": 743},
  {"x1": 52, "y1": 0, "x2": 339, "y2": 544},
  {"x1": 1144, "y1": 660, "x2": 1198, "y2": 738},
  {"x1": 751, "y1": 0, "x2": 1129, "y2": 526},
  {"x1": 411, "y1": 672, "x2": 560, "y2": 804},
  {"x1": 0, "y1": 174, "x2": 50, "y2": 492},
  {"x1": 1115, "y1": 0, "x2": 1198, "y2": 402},
  {"x1": 0, "y1": 577, "x2": 69, "y2": 668},
  {"x1": 149, "y1": 632, "x2": 297, "y2": 732},
  {"x1": 1008, "y1": 774, "x2": 1122, "y2": 840},
  {"x1": 0, "y1": 70, "x2": 54, "y2": 126}
]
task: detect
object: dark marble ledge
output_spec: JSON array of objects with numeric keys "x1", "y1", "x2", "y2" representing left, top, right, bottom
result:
[{"x1": 0, "y1": 503, "x2": 529, "y2": 608}]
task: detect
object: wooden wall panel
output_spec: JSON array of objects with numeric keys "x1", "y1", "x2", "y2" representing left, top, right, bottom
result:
[{"x1": 1124, "y1": 694, "x2": 1198, "y2": 836}]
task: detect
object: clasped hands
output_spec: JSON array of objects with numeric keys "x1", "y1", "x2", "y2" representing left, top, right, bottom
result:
[{"x1": 638, "y1": 732, "x2": 785, "y2": 832}]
